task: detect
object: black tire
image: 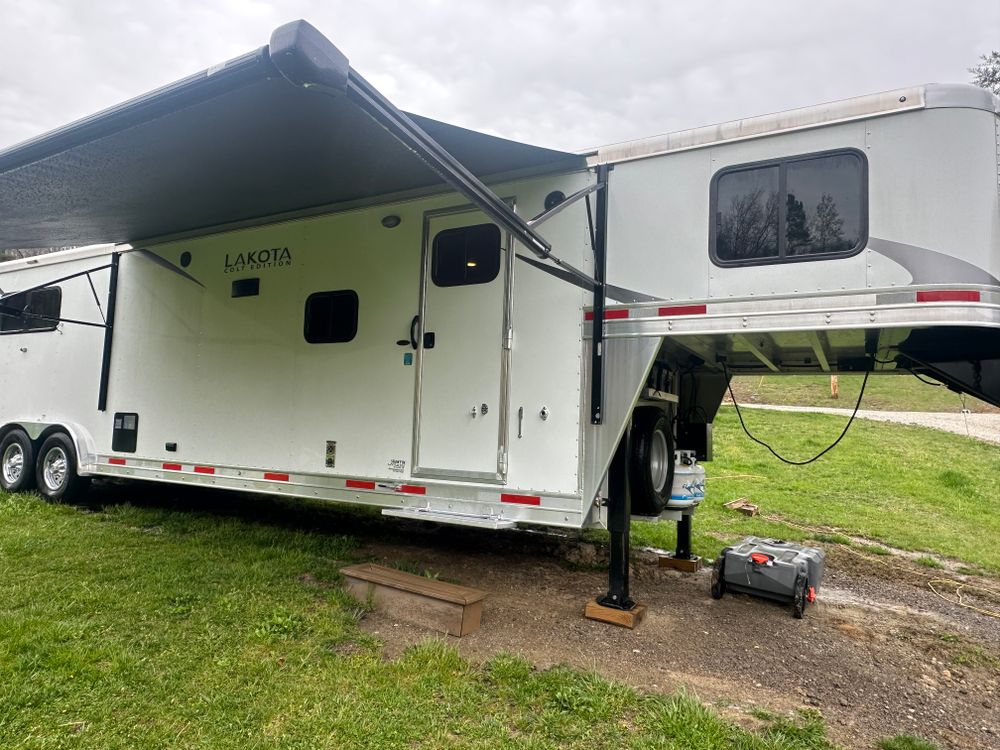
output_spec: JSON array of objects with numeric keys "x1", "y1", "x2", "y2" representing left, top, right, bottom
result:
[
  {"x1": 710, "y1": 553, "x2": 727, "y2": 599},
  {"x1": 0, "y1": 429, "x2": 36, "y2": 493},
  {"x1": 628, "y1": 406, "x2": 675, "y2": 516},
  {"x1": 793, "y1": 573, "x2": 808, "y2": 619},
  {"x1": 35, "y1": 433, "x2": 89, "y2": 503}
]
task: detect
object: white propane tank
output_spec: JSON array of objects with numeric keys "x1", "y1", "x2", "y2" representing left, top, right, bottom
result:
[{"x1": 669, "y1": 450, "x2": 706, "y2": 508}]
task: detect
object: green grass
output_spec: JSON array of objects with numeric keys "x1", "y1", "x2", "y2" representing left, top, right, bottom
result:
[
  {"x1": 0, "y1": 490, "x2": 842, "y2": 749},
  {"x1": 876, "y1": 735, "x2": 939, "y2": 750},
  {"x1": 632, "y1": 408, "x2": 1000, "y2": 573},
  {"x1": 730, "y1": 374, "x2": 997, "y2": 413}
]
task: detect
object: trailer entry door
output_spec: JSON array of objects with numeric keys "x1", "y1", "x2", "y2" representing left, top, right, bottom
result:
[{"x1": 414, "y1": 208, "x2": 512, "y2": 482}]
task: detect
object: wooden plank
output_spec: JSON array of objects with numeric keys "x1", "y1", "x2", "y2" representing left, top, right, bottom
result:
[
  {"x1": 340, "y1": 563, "x2": 486, "y2": 605},
  {"x1": 658, "y1": 553, "x2": 702, "y2": 572},
  {"x1": 341, "y1": 563, "x2": 487, "y2": 637},
  {"x1": 584, "y1": 600, "x2": 647, "y2": 629}
]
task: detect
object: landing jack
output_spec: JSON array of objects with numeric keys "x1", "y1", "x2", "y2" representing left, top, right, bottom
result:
[{"x1": 584, "y1": 426, "x2": 648, "y2": 628}]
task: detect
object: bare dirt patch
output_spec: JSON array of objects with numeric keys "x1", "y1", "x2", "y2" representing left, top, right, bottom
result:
[{"x1": 353, "y1": 528, "x2": 1000, "y2": 750}]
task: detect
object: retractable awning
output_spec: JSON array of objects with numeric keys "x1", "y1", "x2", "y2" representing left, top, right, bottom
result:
[{"x1": 0, "y1": 20, "x2": 586, "y2": 255}]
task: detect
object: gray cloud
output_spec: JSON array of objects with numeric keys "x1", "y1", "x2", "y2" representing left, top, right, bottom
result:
[{"x1": 1, "y1": 0, "x2": 997, "y2": 152}]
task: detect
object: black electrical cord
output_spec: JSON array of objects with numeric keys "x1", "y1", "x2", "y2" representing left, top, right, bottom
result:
[
  {"x1": 874, "y1": 354, "x2": 944, "y2": 387},
  {"x1": 723, "y1": 362, "x2": 870, "y2": 465}
]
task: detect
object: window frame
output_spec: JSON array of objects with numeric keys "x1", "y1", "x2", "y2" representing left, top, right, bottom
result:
[
  {"x1": 0, "y1": 286, "x2": 63, "y2": 335},
  {"x1": 431, "y1": 223, "x2": 503, "y2": 288},
  {"x1": 709, "y1": 148, "x2": 868, "y2": 269},
  {"x1": 303, "y1": 289, "x2": 359, "y2": 345}
]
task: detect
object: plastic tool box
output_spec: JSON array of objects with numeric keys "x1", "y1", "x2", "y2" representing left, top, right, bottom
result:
[{"x1": 711, "y1": 537, "x2": 826, "y2": 618}]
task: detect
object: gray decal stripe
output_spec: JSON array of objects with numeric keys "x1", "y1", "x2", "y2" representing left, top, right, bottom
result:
[
  {"x1": 868, "y1": 237, "x2": 1000, "y2": 286},
  {"x1": 515, "y1": 253, "x2": 660, "y2": 303}
]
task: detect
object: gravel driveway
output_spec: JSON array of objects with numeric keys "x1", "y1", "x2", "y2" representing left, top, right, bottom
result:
[{"x1": 738, "y1": 404, "x2": 1000, "y2": 445}]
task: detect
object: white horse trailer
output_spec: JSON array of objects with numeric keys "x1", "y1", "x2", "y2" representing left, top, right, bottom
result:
[{"x1": 1, "y1": 21, "x2": 998, "y2": 614}]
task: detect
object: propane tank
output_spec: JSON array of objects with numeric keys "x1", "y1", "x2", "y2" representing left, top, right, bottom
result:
[{"x1": 669, "y1": 450, "x2": 706, "y2": 508}]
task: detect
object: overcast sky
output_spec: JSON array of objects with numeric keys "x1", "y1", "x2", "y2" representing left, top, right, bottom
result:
[{"x1": 1, "y1": 1, "x2": 997, "y2": 153}]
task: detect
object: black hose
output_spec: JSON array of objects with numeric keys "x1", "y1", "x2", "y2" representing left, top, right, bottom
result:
[{"x1": 723, "y1": 362, "x2": 870, "y2": 465}]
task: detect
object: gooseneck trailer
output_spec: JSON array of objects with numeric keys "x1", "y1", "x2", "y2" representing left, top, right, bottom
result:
[{"x1": 1, "y1": 21, "x2": 998, "y2": 617}]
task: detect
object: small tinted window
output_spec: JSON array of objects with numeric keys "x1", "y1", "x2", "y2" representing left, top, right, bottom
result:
[
  {"x1": 0, "y1": 287, "x2": 62, "y2": 333},
  {"x1": 304, "y1": 290, "x2": 358, "y2": 344},
  {"x1": 432, "y1": 223, "x2": 502, "y2": 287},
  {"x1": 711, "y1": 150, "x2": 866, "y2": 266}
]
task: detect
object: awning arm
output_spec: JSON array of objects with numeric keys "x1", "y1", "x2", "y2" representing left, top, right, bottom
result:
[
  {"x1": 527, "y1": 181, "x2": 604, "y2": 228},
  {"x1": 268, "y1": 21, "x2": 595, "y2": 286}
]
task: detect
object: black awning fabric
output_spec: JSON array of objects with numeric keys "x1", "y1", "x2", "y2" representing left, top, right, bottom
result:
[{"x1": 0, "y1": 33, "x2": 583, "y2": 251}]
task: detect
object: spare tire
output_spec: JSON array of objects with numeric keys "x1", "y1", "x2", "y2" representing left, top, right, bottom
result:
[{"x1": 629, "y1": 406, "x2": 675, "y2": 516}]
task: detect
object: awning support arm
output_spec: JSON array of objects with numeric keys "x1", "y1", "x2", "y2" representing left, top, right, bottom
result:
[
  {"x1": 528, "y1": 181, "x2": 604, "y2": 228},
  {"x1": 97, "y1": 252, "x2": 120, "y2": 411},
  {"x1": 0, "y1": 263, "x2": 113, "y2": 302},
  {"x1": 590, "y1": 164, "x2": 611, "y2": 424}
]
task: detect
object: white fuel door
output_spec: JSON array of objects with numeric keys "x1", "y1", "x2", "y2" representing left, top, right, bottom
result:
[{"x1": 414, "y1": 208, "x2": 511, "y2": 481}]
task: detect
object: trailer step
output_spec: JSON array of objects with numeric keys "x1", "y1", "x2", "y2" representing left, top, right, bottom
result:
[
  {"x1": 341, "y1": 563, "x2": 487, "y2": 637},
  {"x1": 381, "y1": 507, "x2": 516, "y2": 530}
]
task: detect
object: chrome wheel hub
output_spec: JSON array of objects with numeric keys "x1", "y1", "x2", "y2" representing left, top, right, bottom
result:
[
  {"x1": 43, "y1": 447, "x2": 68, "y2": 491},
  {"x1": 650, "y1": 429, "x2": 669, "y2": 493},
  {"x1": 2, "y1": 443, "x2": 24, "y2": 485}
]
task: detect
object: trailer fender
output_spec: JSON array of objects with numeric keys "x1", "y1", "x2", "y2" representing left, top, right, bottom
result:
[{"x1": 0, "y1": 421, "x2": 98, "y2": 476}]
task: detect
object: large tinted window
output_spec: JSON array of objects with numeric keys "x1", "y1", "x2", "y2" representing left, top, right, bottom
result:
[
  {"x1": 0, "y1": 287, "x2": 62, "y2": 334},
  {"x1": 711, "y1": 150, "x2": 866, "y2": 266},
  {"x1": 304, "y1": 290, "x2": 358, "y2": 344},
  {"x1": 432, "y1": 223, "x2": 502, "y2": 287}
]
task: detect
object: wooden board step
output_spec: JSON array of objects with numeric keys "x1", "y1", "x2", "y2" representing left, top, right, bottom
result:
[{"x1": 341, "y1": 563, "x2": 487, "y2": 637}]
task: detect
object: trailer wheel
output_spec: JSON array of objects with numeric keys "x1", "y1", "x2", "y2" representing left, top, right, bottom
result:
[
  {"x1": 710, "y1": 553, "x2": 726, "y2": 599},
  {"x1": 35, "y1": 433, "x2": 89, "y2": 503},
  {"x1": 0, "y1": 429, "x2": 36, "y2": 493},
  {"x1": 793, "y1": 573, "x2": 809, "y2": 619},
  {"x1": 628, "y1": 407, "x2": 675, "y2": 516}
]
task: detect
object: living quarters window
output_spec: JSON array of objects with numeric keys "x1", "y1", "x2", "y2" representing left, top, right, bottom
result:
[
  {"x1": 711, "y1": 150, "x2": 867, "y2": 266},
  {"x1": 304, "y1": 290, "x2": 358, "y2": 344},
  {"x1": 432, "y1": 224, "x2": 502, "y2": 287},
  {"x1": 0, "y1": 287, "x2": 62, "y2": 334}
]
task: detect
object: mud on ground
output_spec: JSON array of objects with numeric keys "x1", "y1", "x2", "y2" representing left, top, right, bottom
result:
[{"x1": 354, "y1": 527, "x2": 1000, "y2": 750}]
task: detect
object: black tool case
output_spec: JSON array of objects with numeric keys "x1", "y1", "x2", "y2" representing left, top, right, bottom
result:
[{"x1": 711, "y1": 536, "x2": 826, "y2": 618}]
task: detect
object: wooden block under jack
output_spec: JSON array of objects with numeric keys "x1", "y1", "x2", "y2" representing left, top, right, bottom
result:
[
  {"x1": 584, "y1": 599, "x2": 648, "y2": 629},
  {"x1": 658, "y1": 553, "x2": 702, "y2": 572}
]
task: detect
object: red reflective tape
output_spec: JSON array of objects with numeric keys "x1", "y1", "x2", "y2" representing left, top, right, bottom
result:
[
  {"x1": 501, "y1": 493, "x2": 541, "y2": 506},
  {"x1": 264, "y1": 472, "x2": 290, "y2": 482},
  {"x1": 108, "y1": 457, "x2": 126, "y2": 466},
  {"x1": 346, "y1": 479, "x2": 377, "y2": 490},
  {"x1": 399, "y1": 485, "x2": 426, "y2": 495},
  {"x1": 916, "y1": 290, "x2": 980, "y2": 303},
  {"x1": 584, "y1": 309, "x2": 630, "y2": 321},
  {"x1": 194, "y1": 466, "x2": 215, "y2": 475},
  {"x1": 658, "y1": 304, "x2": 707, "y2": 316},
  {"x1": 162, "y1": 463, "x2": 182, "y2": 471}
]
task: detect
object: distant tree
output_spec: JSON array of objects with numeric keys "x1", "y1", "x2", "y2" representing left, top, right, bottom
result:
[
  {"x1": 785, "y1": 193, "x2": 811, "y2": 254},
  {"x1": 718, "y1": 187, "x2": 779, "y2": 259},
  {"x1": 970, "y1": 51, "x2": 1000, "y2": 95},
  {"x1": 809, "y1": 194, "x2": 845, "y2": 252},
  {"x1": 0, "y1": 248, "x2": 62, "y2": 262}
]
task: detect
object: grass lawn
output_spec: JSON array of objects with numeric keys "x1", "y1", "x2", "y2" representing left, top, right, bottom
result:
[
  {"x1": 729, "y1": 373, "x2": 998, "y2": 413},
  {"x1": 633, "y1": 408, "x2": 1000, "y2": 573},
  {"x1": 0, "y1": 490, "x2": 842, "y2": 749}
]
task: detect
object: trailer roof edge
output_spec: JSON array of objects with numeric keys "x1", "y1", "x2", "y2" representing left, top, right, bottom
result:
[{"x1": 588, "y1": 83, "x2": 999, "y2": 166}]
